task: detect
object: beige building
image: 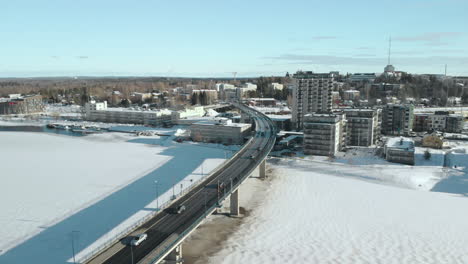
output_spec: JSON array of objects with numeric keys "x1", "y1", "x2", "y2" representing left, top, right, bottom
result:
[
  {"x1": 190, "y1": 118, "x2": 251, "y2": 145},
  {"x1": 303, "y1": 113, "x2": 347, "y2": 156}
]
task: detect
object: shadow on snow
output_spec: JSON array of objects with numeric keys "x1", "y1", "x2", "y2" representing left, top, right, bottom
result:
[
  {"x1": 0, "y1": 141, "x2": 222, "y2": 264},
  {"x1": 431, "y1": 153, "x2": 468, "y2": 197}
]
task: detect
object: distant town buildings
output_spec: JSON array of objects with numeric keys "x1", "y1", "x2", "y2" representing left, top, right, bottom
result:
[
  {"x1": 384, "y1": 137, "x2": 415, "y2": 165},
  {"x1": 303, "y1": 113, "x2": 346, "y2": 156},
  {"x1": 0, "y1": 94, "x2": 44, "y2": 115},
  {"x1": 349, "y1": 73, "x2": 376, "y2": 83},
  {"x1": 236, "y1": 83, "x2": 257, "y2": 99},
  {"x1": 381, "y1": 104, "x2": 414, "y2": 135},
  {"x1": 247, "y1": 98, "x2": 277, "y2": 107},
  {"x1": 269, "y1": 83, "x2": 284, "y2": 90},
  {"x1": 292, "y1": 71, "x2": 334, "y2": 130},
  {"x1": 191, "y1": 89, "x2": 218, "y2": 105},
  {"x1": 343, "y1": 90, "x2": 360, "y2": 101},
  {"x1": 189, "y1": 118, "x2": 251, "y2": 145},
  {"x1": 413, "y1": 111, "x2": 464, "y2": 133}
]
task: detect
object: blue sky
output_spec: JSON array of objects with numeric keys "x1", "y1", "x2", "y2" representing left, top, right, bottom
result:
[{"x1": 1, "y1": 0, "x2": 467, "y2": 77}]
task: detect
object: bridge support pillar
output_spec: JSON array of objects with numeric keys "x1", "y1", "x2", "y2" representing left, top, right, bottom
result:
[
  {"x1": 164, "y1": 245, "x2": 183, "y2": 263},
  {"x1": 230, "y1": 188, "x2": 240, "y2": 216},
  {"x1": 259, "y1": 159, "x2": 266, "y2": 179}
]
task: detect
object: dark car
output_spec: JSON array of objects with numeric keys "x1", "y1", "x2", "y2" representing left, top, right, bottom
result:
[{"x1": 166, "y1": 205, "x2": 186, "y2": 214}]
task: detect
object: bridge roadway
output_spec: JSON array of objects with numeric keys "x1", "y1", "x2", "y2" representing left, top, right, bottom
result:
[{"x1": 89, "y1": 104, "x2": 276, "y2": 264}]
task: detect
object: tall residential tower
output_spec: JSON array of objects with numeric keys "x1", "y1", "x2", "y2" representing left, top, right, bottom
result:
[{"x1": 291, "y1": 71, "x2": 334, "y2": 130}]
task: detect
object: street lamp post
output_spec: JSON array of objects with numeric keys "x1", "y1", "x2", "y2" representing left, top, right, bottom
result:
[
  {"x1": 154, "y1": 180, "x2": 159, "y2": 210},
  {"x1": 71, "y1": 230, "x2": 79, "y2": 264},
  {"x1": 130, "y1": 245, "x2": 134, "y2": 264}
]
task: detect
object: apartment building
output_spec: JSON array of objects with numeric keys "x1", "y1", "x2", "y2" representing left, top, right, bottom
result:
[
  {"x1": 414, "y1": 111, "x2": 463, "y2": 133},
  {"x1": 303, "y1": 113, "x2": 346, "y2": 156},
  {"x1": 381, "y1": 104, "x2": 414, "y2": 135},
  {"x1": 413, "y1": 113, "x2": 430, "y2": 132},
  {"x1": 446, "y1": 114, "x2": 464, "y2": 133},
  {"x1": 292, "y1": 71, "x2": 334, "y2": 130},
  {"x1": 343, "y1": 108, "x2": 381, "y2": 146},
  {"x1": 428, "y1": 111, "x2": 447, "y2": 132}
]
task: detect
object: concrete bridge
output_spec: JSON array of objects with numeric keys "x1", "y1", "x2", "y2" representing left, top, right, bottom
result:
[{"x1": 85, "y1": 103, "x2": 276, "y2": 264}]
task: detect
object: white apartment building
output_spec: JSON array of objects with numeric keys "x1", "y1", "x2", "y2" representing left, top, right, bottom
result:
[
  {"x1": 85, "y1": 101, "x2": 172, "y2": 126},
  {"x1": 236, "y1": 83, "x2": 258, "y2": 99},
  {"x1": 269, "y1": 83, "x2": 284, "y2": 90},
  {"x1": 428, "y1": 113, "x2": 447, "y2": 131},
  {"x1": 303, "y1": 113, "x2": 346, "y2": 156},
  {"x1": 190, "y1": 118, "x2": 252, "y2": 145},
  {"x1": 292, "y1": 71, "x2": 334, "y2": 130}
]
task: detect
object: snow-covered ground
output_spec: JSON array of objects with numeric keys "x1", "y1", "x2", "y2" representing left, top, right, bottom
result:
[
  {"x1": 0, "y1": 130, "x2": 235, "y2": 263},
  {"x1": 206, "y1": 156, "x2": 468, "y2": 264},
  {"x1": 205, "y1": 141, "x2": 468, "y2": 264}
]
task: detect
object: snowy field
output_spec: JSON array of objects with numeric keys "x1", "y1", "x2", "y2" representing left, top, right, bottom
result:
[
  {"x1": 207, "y1": 147, "x2": 468, "y2": 264},
  {"x1": 0, "y1": 130, "x2": 233, "y2": 263}
]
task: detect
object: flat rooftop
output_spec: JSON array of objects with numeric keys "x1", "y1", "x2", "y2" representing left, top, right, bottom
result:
[
  {"x1": 386, "y1": 137, "x2": 415, "y2": 151},
  {"x1": 192, "y1": 120, "x2": 251, "y2": 128}
]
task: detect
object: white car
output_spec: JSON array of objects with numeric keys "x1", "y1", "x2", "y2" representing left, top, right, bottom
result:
[{"x1": 130, "y1": 233, "x2": 148, "y2": 246}]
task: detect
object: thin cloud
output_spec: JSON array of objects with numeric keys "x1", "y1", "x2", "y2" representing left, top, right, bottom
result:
[
  {"x1": 394, "y1": 32, "x2": 464, "y2": 44},
  {"x1": 263, "y1": 53, "x2": 468, "y2": 67},
  {"x1": 354, "y1": 54, "x2": 377, "y2": 57},
  {"x1": 356, "y1": 47, "x2": 373, "y2": 50},
  {"x1": 311, "y1": 36, "x2": 337, "y2": 40}
]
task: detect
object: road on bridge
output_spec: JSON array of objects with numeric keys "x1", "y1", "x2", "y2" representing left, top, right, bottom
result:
[{"x1": 86, "y1": 104, "x2": 276, "y2": 264}]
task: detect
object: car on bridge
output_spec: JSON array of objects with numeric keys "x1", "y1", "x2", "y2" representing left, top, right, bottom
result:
[
  {"x1": 130, "y1": 233, "x2": 147, "y2": 246},
  {"x1": 166, "y1": 205, "x2": 186, "y2": 214}
]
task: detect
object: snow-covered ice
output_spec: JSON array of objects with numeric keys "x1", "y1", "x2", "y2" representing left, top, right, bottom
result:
[
  {"x1": 0, "y1": 131, "x2": 230, "y2": 263},
  {"x1": 207, "y1": 150, "x2": 468, "y2": 264}
]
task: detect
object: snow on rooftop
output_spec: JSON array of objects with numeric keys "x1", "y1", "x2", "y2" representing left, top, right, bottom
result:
[
  {"x1": 266, "y1": 114, "x2": 291, "y2": 121},
  {"x1": 386, "y1": 137, "x2": 415, "y2": 150}
]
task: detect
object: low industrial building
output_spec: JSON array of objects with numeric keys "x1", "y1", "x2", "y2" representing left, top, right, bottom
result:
[
  {"x1": 384, "y1": 137, "x2": 415, "y2": 165},
  {"x1": 266, "y1": 114, "x2": 292, "y2": 131},
  {"x1": 189, "y1": 118, "x2": 252, "y2": 145},
  {"x1": 0, "y1": 94, "x2": 44, "y2": 115},
  {"x1": 303, "y1": 113, "x2": 347, "y2": 156}
]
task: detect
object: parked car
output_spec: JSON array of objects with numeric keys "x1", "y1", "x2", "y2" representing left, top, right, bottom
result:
[{"x1": 130, "y1": 233, "x2": 147, "y2": 246}]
